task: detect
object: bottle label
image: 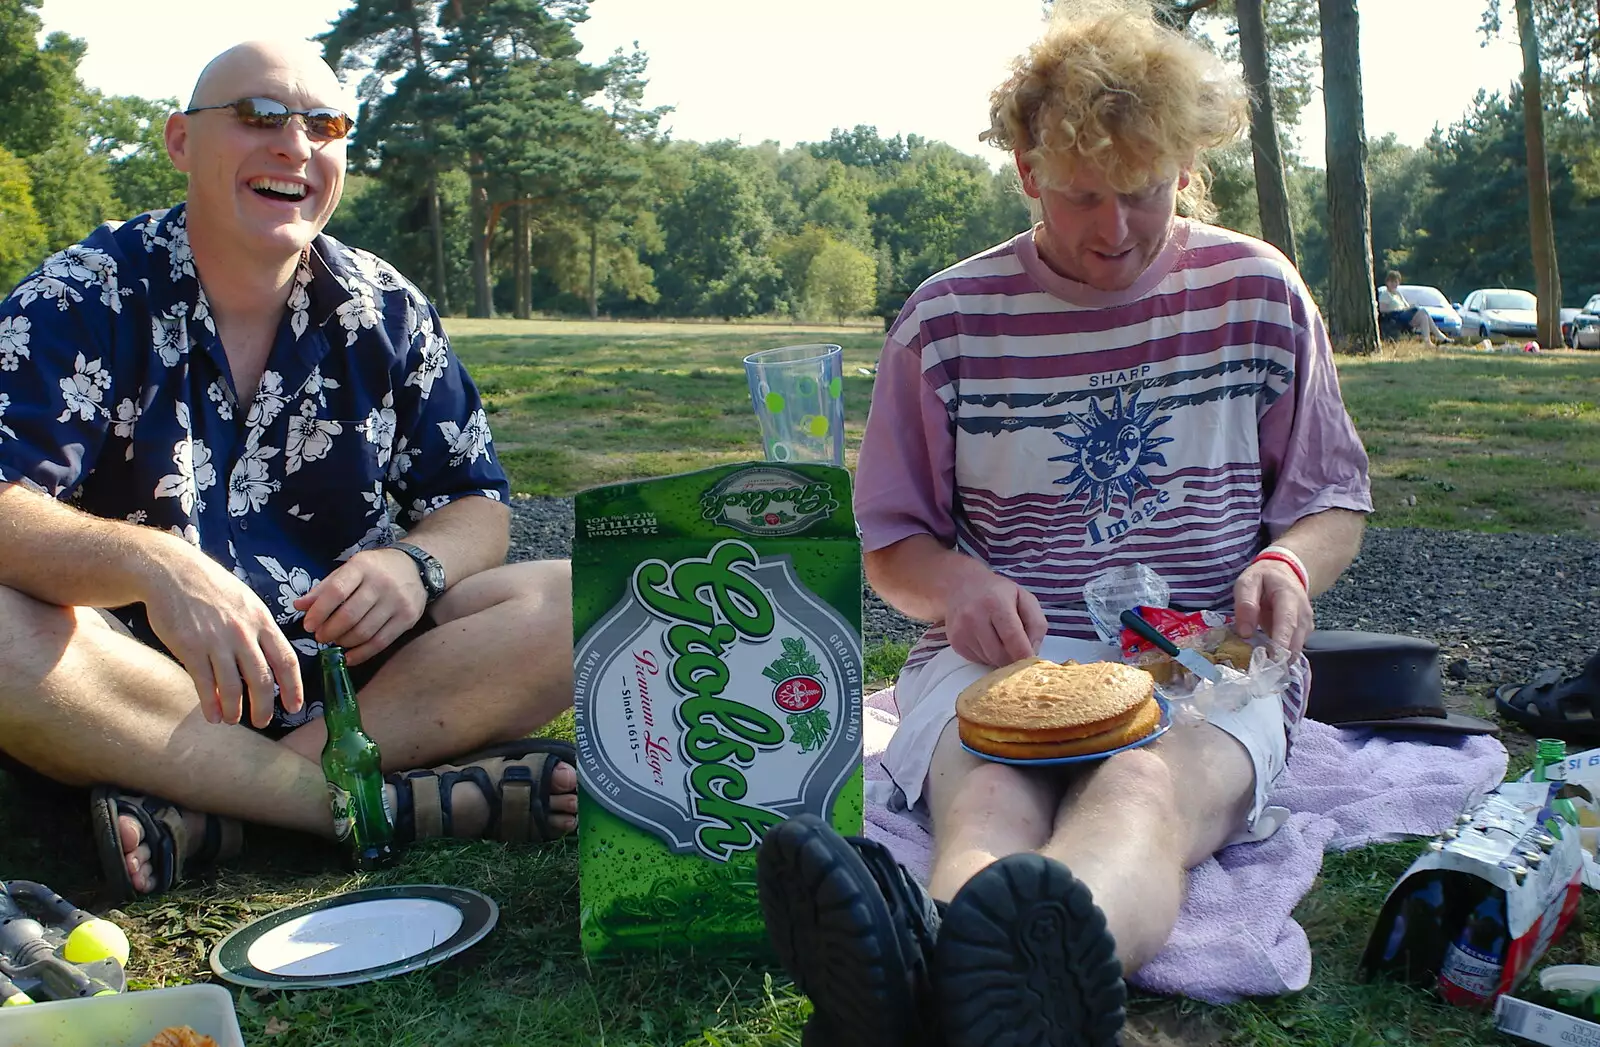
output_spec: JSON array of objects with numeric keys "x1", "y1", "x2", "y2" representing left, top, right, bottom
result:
[
  {"x1": 327, "y1": 783, "x2": 354, "y2": 841},
  {"x1": 1438, "y1": 941, "x2": 1503, "y2": 1000}
]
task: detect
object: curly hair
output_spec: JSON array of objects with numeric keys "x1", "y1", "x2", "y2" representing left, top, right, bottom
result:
[{"x1": 984, "y1": 0, "x2": 1249, "y2": 221}]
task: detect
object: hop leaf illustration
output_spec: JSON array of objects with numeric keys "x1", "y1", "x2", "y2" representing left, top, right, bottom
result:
[
  {"x1": 763, "y1": 635, "x2": 823, "y2": 683},
  {"x1": 788, "y1": 708, "x2": 833, "y2": 753}
]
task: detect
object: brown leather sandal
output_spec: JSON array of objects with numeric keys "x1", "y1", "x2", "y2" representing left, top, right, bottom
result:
[
  {"x1": 385, "y1": 738, "x2": 576, "y2": 844},
  {"x1": 89, "y1": 787, "x2": 244, "y2": 902}
]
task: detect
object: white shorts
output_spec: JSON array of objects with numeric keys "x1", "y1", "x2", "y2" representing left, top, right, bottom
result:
[{"x1": 883, "y1": 636, "x2": 1293, "y2": 845}]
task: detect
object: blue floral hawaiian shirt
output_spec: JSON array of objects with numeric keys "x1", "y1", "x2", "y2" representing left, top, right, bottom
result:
[{"x1": 0, "y1": 204, "x2": 510, "y2": 728}]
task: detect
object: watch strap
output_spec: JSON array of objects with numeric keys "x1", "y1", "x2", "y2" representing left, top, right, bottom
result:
[{"x1": 391, "y1": 541, "x2": 445, "y2": 601}]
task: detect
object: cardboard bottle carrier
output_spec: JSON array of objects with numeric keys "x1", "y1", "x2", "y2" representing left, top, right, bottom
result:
[{"x1": 572, "y1": 462, "x2": 864, "y2": 956}]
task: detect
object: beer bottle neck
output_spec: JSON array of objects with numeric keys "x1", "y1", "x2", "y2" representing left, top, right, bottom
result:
[{"x1": 319, "y1": 649, "x2": 362, "y2": 728}]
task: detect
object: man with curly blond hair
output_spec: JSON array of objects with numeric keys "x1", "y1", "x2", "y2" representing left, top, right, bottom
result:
[{"x1": 756, "y1": 3, "x2": 1372, "y2": 1045}]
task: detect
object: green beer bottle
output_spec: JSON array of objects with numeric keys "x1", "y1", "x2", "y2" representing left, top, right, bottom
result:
[
  {"x1": 1533, "y1": 737, "x2": 1581, "y2": 838},
  {"x1": 319, "y1": 646, "x2": 397, "y2": 871}
]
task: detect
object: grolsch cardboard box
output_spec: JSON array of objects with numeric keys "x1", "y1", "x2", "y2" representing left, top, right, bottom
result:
[
  {"x1": 1360, "y1": 782, "x2": 1584, "y2": 1007},
  {"x1": 572, "y1": 463, "x2": 864, "y2": 956}
]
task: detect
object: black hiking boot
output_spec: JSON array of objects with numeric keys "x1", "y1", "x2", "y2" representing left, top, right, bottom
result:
[
  {"x1": 756, "y1": 814, "x2": 943, "y2": 1047},
  {"x1": 934, "y1": 852, "x2": 1126, "y2": 1047}
]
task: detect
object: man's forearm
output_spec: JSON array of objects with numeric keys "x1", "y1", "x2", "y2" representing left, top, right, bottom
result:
[
  {"x1": 863, "y1": 533, "x2": 997, "y2": 624},
  {"x1": 1266, "y1": 508, "x2": 1366, "y2": 597},
  {"x1": 398, "y1": 495, "x2": 512, "y2": 589},
  {"x1": 0, "y1": 482, "x2": 186, "y2": 608}
]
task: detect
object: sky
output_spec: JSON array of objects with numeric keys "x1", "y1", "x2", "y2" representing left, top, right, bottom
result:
[{"x1": 37, "y1": 0, "x2": 1528, "y2": 169}]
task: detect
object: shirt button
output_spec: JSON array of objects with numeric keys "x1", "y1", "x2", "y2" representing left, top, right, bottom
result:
[{"x1": 239, "y1": 520, "x2": 249, "y2": 531}]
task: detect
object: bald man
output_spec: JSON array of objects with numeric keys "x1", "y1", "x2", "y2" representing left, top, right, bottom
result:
[{"x1": 0, "y1": 40, "x2": 578, "y2": 900}]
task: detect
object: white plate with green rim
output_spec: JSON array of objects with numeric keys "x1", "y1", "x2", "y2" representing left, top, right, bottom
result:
[{"x1": 209, "y1": 884, "x2": 497, "y2": 990}]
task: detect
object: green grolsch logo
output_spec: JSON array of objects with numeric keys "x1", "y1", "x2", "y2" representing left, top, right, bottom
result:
[
  {"x1": 574, "y1": 538, "x2": 861, "y2": 863},
  {"x1": 698, "y1": 467, "x2": 839, "y2": 537}
]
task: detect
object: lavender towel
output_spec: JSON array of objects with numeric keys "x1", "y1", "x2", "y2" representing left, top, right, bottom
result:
[{"x1": 859, "y1": 687, "x2": 1508, "y2": 1004}]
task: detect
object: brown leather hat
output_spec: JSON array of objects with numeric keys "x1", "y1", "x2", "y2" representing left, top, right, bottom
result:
[{"x1": 1303, "y1": 630, "x2": 1499, "y2": 735}]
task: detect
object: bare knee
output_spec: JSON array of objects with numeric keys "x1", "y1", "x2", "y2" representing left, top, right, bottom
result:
[
  {"x1": 0, "y1": 584, "x2": 76, "y2": 674},
  {"x1": 1090, "y1": 748, "x2": 1179, "y2": 814},
  {"x1": 940, "y1": 763, "x2": 1053, "y2": 838}
]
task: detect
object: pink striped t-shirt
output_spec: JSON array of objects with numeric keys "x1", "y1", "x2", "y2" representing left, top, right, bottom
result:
[{"x1": 856, "y1": 220, "x2": 1373, "y2": 727}]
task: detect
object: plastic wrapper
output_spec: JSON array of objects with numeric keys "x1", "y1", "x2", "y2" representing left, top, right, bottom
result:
[{"x1": 1084, "y1": 563, "x2": 1292, "y2": 726}]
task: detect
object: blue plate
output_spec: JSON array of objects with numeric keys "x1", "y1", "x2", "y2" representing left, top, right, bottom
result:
[{"x1": 961, "y1": 696, "x2": 1171, "y2": 766}]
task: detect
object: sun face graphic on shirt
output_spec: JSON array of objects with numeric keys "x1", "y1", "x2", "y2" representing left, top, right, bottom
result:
[{"x1": 1049, "y1": 387, "x2": 1173, "y2": 512}]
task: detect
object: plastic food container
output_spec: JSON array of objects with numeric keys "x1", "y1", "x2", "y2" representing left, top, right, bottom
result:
[{"x1": 0, "y1": 983, "x2": 245, "y2": 1047}]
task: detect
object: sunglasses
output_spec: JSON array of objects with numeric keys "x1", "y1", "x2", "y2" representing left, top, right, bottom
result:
[{"x1": 183, "y1": 97, "x2": 355, "y2": 140}]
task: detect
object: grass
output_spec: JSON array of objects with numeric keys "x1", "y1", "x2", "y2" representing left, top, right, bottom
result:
[{"x1": 3, "y1": 321, "x2": 1599, "y2": 1047}]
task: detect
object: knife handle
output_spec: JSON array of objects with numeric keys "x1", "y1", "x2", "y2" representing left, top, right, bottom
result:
[{"x1": 1119, "y1": 608, "x2": 1182, "y2": 657}]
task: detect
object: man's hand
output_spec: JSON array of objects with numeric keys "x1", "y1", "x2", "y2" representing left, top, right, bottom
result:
[
  {"x1": 294, "y1": 548, "x2": 426, "y2": 667},
  {"x1": 1233, "y1": 559, "x2": 1313, "y2": 657},
  {"x1": 141, "y1": 545, "x2": 304, "y2": 729},
  {"x1": 944, "y1": 571, "x2": 1048, "y2": 668}
]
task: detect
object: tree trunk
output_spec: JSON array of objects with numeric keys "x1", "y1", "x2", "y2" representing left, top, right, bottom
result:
[
  {"x1": 514, "y1": 200, "x2": 531, "y2": 320},
  {"x1": 1237, "y1": 0, "x2": 1297, "y2": 266},
  {"x1": 427, "y1": 172, "x2": 449, "y2": 315},
  {"x1": 588, "y1": 220, "x2": 599, "y2": 319},
  {"x1": 1317, "y1": 0, "x2": 1379, "y2": 354},
  {"x1": 1516, "y1": 0, "x2": 1563, "y2": 348},
  {"x1": 470, "y1": 167, "x2": 492, "y2": 318}
]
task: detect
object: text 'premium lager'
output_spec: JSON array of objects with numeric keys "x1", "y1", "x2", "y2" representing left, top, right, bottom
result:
[{"x1": 319, "y1": 646, "x2": 397, "y2": 871}]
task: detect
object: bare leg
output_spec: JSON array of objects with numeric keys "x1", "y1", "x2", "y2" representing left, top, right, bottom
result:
[
  {"x1": 924, "y1": 717, "x2": 1253, "y2": 972},
  {"x1": 1034, "y1": 723, "x2": 1253, "y2": 970},
  {"x1": 924, "y1": 724, "x2": 1059, "y2": 901},
  {"x1": 0, "y1": 560, "x2": 577, "y2": 893}
]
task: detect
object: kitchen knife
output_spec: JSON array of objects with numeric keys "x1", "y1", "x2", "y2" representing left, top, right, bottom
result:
[{"x1": 1118, "y1": 608, "x2": 1223, "y2": 684}]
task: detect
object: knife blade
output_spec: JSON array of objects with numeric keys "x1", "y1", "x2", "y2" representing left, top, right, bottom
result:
[{"x1": 1118, "y1": 608, "x2": 1222, "y2": 684}]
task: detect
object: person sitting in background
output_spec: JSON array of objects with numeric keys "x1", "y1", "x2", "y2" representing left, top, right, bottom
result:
[
  {"x1": 754, "y1": 3, "x2": 1372, "y2": 1045},
  {"x1": 1379, "y1": 270, "x2": 1453, "y2": 346},
  {"x1": 0, "y1": 39, "x2": 577, "y2": 901}
]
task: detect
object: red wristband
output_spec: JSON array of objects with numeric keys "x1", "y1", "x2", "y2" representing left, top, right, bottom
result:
[{"x1": 1253, "y1": 548, "x2": 1309, "y2": 591}]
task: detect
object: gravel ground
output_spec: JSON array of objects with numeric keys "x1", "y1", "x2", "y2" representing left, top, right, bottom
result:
[{"x1": 512, "y1": 495, "x2": 1600, "y2": 742}]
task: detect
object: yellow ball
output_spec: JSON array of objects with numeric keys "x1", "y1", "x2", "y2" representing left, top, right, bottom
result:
[{"x1": 63, "y1": 920, "x2": 130, "y2": 967}]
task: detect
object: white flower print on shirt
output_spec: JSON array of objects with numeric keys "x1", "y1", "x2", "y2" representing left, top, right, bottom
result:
[
  {"x1": 153, "y1": 436, "x2": 214, "y2": 514},
  {"x1": 0, "y1": 393, "x2": 15, "y2": 444},
  {"x1": 257, "y1": 556, "x2": 317, "y2": 623},
  {"x1": 337, "y1": 518, "x2": 396, "y2": 561},
  {"x1": 438, "y1": 408, "x2": 491, "y2": 466},
  {"x1": 112, "y1": 397, "x2": 140, "y2": 460},
  {"x1": 285, "y1": 399, "x2": 341, "y2": 474},
  {"x1": 125, "y1": 509, "x2": 148, "y2": 525},
  {"x1": 246, "y1": 371, "x2": 287, "y2": 430},
  {"x1": 364, "y1": 393, "x2": 396, "y2": 468},
  {"x1": 388, "y1": 435, "x2": 416, "y2": 485},
  {"x1": 150, "y1": 309, "x2": 189, "y2": 368},
  {"x1": 288, "y1": 259, "x2": 312, "y2": 340},
  {"x1": 404, "y1": 326, "x2": 449, "y2": 399},
  {"x1": 333, "y1": 274, "x2": 381, "y2": 347},
  {"x1": 0, "y1": 315, "x2": 30, "y2": 371},
  {"x1": 9, "y1": 272, "x2": 83, "y2": 312},
  {"x1": 207, "y1": 379, "x2": 233, "y2": 421},
  {"x1": 300, "y1": 366, "x2": 340, "y2": 409},
  {"x1": 361, "y1": 480, "x2": 384, "y2": 515},
  {"x1": 228, "y1": 438, "x2": 281, "y2": 516},
  {"x1": 169, "y1": 523, "x2": 200, "y2": 546},
  {"x1": 31, "y1": 247, "x2": 131, "y2": 314},
  {"x1": 57, "y1": 353, "x2": 111, "y2": 423}
]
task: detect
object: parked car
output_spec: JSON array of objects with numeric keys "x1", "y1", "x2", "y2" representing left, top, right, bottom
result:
[
  {"x1": 1573, "y1": 293, "x2": 1600, "y2": 350},
  {"x1": 1456, "y1": 288, "x2": 1538, "y2": 342},
  {"x1": 1396, "y1": 284, "x2": 1461, "y2": 339},
  {"x1": 1561, "y1": 306, "x2": 1582, "y2": 347}
]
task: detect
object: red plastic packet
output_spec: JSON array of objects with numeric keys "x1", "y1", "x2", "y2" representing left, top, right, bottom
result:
[{"x1": 1117, "y1": 605, "x2": 1231, "y2": 660}]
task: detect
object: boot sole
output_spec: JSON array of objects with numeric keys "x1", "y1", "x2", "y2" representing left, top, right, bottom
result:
[
  {"x1": 756, "y1": 814, "x2": 919, "y2": 1047},
  {"x1": 935, "y1": 853, "x2": 1125, "y2": 1047}
]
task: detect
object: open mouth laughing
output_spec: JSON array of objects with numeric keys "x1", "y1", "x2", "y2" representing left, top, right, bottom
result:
[{"x1": 248, "y1": 177, "x2": 309, "y2": 202}]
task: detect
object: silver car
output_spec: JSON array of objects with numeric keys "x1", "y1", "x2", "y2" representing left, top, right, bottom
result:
[
  {"x1": 1573, "y1": 294, "x2": 1600, "y2": 350},
  {"x1": 1457, "y1": 288, "x2": 1538, "y2": 342}
]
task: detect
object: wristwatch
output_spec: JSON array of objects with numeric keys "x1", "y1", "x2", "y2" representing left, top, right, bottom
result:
[{"x1": 391, "y1": 542, "x2": 446, "y2": 602}]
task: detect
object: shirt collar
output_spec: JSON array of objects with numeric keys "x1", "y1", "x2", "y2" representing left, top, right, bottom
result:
[{"x1": 141, "y1": 203, "x2": 360, "y2": 341}]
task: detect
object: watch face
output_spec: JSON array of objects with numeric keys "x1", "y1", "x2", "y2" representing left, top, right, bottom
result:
[{"x1": 425, "y1": 563, "x2": 446, "y2": 593}]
